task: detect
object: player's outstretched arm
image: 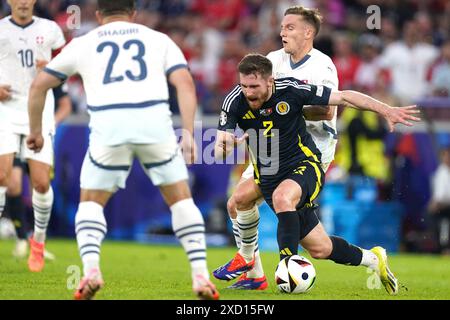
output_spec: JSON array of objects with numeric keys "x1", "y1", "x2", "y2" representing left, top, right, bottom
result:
[
  {"x1": 169, "y1": 68, "x2": 198, "y2": 164},
  {"x1": 329, "y1": 90, "x2": 421, "y2": 132},
  {"x1": 27, "y1": 71, "x2": 62, "y2": 152},
  {"x1": 303, "y1": 105, "x2": 336, "y2": 121}
]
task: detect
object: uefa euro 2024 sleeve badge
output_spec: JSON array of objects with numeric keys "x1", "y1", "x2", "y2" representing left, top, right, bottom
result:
[{"x1": 220, "y1": 111, "x2": 227, "y2": 126}]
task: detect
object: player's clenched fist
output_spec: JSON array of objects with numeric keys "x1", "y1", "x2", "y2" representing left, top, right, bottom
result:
[
  {"x1": 26, "y1": 133, "x2": 44, "y2": 153},
  {"x1": 0, "y1": 84, "x2": 12, "y2": 101}
]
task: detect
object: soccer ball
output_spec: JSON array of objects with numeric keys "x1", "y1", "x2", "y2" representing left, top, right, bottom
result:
[
  {"x1": 275, "y1": 255, "x2": 316, "y2": 294},
  {"x1": 0, "y1": 218, "x2": 16, "y2": 240}
]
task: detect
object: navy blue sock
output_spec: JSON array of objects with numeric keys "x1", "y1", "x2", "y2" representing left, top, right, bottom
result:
[
  {"x1": 328, "y1": 236, "x2": 362, "y2": 266},
  {"x1": 277, "y1": 211, "x2": 300, "y2": 260},
  {"x1": 7, "y1": 196, "x2": 28, "y2": 240}
]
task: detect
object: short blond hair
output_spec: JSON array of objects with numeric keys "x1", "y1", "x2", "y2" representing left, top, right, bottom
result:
[{"x1": 284, "y1": 6, "x2": 322, "y2": 36}]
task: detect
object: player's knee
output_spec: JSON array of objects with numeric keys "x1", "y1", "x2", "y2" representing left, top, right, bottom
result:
[
  {"x1": 7, "y1": 184, "x2": 21, "y2": 197},
  {"x1": 308, "y1": 249, "x2": 328, "y2": 260},
  {"x1": 227, "y1": 196, "x2": 237, "y2": 219},
  {"x1": 272, "y1": 190, "x2": 293, "y2": 212},
  {"x1": 307, "y1": 242, "x2": 333, "y2": 260},
  {"x1": 32, "y1": 180, "x2": 50, "y2": 194},
  {"x1": 233, "y1": 190, "x2": 255, "y2": 210},
  {"x1": 0, "y1": 169, "x2": 10, "y2": 185},
  {"x1": 159, "y1": 181, "x2": 192, "y2": 206}
]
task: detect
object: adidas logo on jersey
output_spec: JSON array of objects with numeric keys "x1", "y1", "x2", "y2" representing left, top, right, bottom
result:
[{"x1": 242, "y1": 110, "x2": 256, "y2": 120}]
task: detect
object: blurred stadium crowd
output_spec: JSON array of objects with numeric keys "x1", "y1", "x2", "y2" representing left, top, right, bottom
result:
[
  {"x1": 1, "y1": 0, "x2": 449, "y2": 114},
  {"x1": 1, "y1": 0, "x2": 450, "y2": 253}
]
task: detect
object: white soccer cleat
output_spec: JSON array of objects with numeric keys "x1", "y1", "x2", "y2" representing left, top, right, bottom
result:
[
  {"x1": 43, "y1": 249, "x2": 56, "y2": 261},
  {"x1": 12, "y1": 239, "x2": 28, "y2": 258}
]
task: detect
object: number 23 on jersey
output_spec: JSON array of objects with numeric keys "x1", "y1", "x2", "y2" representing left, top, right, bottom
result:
[{"x1": 97, "y1": 39, "x2": 147, "y2": 84}]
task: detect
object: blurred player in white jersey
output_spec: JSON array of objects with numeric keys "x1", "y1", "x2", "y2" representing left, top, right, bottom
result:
[
  {"x1": 219, "y1": 6, "x2": 397, "y2": 294},
  {"x1": 27, "y1": 0, "x2": 219, "y2": 300},
  {"x1": 0, "y1": 0, "x2": 65, "y2": 272},
  {"x1": 6, "y1": 83, "x2": 71, "y2": 260}
]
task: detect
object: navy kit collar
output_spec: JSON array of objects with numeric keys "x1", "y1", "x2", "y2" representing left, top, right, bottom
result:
[
  {"x1": 9, "y1": 17, "x2": 35, "y2": 29},
  {"x1": 290, "y1": 54, "x2": 311, "y2": 70}
]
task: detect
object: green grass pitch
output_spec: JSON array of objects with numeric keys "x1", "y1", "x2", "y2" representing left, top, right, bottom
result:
[{"x1": 1, "y1": 239, "x2": 449, "y2": 300}]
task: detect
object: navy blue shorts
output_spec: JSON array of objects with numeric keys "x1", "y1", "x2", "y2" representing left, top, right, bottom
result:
[
  {"x1": 258, "y1": 160, "x2": 325, "y2": 212},
  {"x1": 298, "y1": 205, "x2": 320, "y2": 241}
]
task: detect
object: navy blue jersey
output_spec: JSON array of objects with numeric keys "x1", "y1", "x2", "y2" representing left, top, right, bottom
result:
[{"x1": 218, "y1": 77, "x2": 331, "y2": 184}]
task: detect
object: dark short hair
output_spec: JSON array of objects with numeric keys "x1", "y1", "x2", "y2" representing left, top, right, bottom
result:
[
  {"x1": 284, "y1": 6, "x2": 322, "y2": 36},
  {"x1": 97, "y1": 0, "x2": 135, "y2": 16},
  {"x1": 238, "y1": 54, "x2": 273, "y2": 79}
]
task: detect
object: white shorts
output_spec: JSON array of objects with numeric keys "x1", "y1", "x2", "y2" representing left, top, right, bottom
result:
[
  {"x1": 80, "y1": 139, "x2": 189, "y2": 192},
  {"x1": 241, "y1": 161, "x2": 332, "y2": 180},
  {"x1": 0, "y1": 130, "x2": 54, "y2": 166}
]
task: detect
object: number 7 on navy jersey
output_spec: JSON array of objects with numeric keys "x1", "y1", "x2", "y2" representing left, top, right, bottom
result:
[{"x1": 97, "y1": 39, "x2": 148, "y2": 84}]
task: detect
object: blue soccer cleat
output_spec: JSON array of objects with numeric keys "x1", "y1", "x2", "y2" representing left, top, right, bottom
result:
[
  {"x1": 213, "y1": 252, "x2": 255, "y2": 281},
  {"x1": 227, "y1": 273, "x2": 268, "y2": 290}
]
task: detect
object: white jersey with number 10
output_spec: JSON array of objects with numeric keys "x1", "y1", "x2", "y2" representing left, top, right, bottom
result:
[{"x1": 0, "y1": 16, "x2": 65, "y2": 134}]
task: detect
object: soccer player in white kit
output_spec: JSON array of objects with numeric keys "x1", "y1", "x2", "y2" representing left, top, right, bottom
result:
[
  {"x1": 27, "y1": 0, "x2": 219, "y2": 300},
  {"x1": 0, "y1": 0, "x2": 65, "y2": 272}
]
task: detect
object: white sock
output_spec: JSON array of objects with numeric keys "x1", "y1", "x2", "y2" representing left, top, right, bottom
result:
[
  {"x1": 32, "y1": 187, "x2": 54, "y2": 243},
  {"x1": 230, "y1": 218, "x2": 241, "y2": 249},
  {"x1": 0, "y1": 186, "x2": 6, "y2": 217},
  {"x1": 360, "y1": 249, "x2": 379, "y2": 270},
  {"x1": 232, "y1": 215, "x2": 265, "y2": 278},
  {"x1": 171, "y1": 198, "x2": 209, "y2": 280},
  {"x1": 75, "y1": 201, "x2": 107, "y2": 276},
  {"x1": 237, "y1": 205, "x2": 259, "y2": 262},
  {"x1": 246, "y1": 245, "x2": 265, "y2": 278}
]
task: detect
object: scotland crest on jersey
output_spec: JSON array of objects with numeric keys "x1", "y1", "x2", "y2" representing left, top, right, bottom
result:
[{"x1": 276, "y1": 101, "x2": 290, "y2": 115}]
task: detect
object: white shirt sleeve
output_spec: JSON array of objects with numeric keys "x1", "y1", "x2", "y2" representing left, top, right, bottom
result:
[
  {"x1": 164, "y1": 35, "x2": 188, "y2": 76},
  {"x1": 50, "y1": 21, "x2": 66, "y2": 50},
  {"x1": 266, "y1": 51, "x2": 276, "y2": 63},
  {"x1": 45, "y1": 38, "x2": 80, "y2": 80},
  {"x1": 320, "y1": 61, "x2": 339, "y2": 90}
]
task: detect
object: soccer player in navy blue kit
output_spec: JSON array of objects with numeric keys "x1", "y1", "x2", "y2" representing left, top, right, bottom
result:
[{"x1": 214, "y1": 53, "x2": 420, "y2": 295}]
